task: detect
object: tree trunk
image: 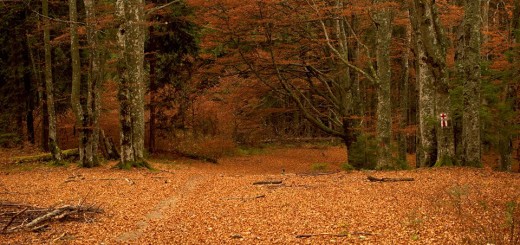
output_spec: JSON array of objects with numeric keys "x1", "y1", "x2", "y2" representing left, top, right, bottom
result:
[
  {"x1": 499, "y1": 0, "x2": 520, "y2": 171},
  {"x1": 84, "y1": 0, "x2": 102, "y2": 167},
  {"x1": 460, "y1": 0, "x2": 482, "y2": 167},
  {"x1": 23, "y1": 31, "x2": 35, "y2": 144},
  {"x1": 43, "y1": 0, "x2": 62, "y2": 162},
  {"x1": 482, "y1": 0, "x2": 490, "y2": 60},
  {"x1": 398, "y1": 22, "x2": 411, "y2": 166},
  {"x1": 116, "y1": 0, "x2": 148, "y2": 168},
  {"x1": 412, "y1": 0, "x2": 455, "y2": 167},
  {"x1": 41, "y1": 86, "x2": 49, "y2": 151},
  {"x1": 410, "y1": 3, "x2": 436, "y2": 167},
  {"x1": 148, "y1": 56, "x2": 156, "y2": 153},
  {"x1": 515, "y1": 0, "x2": 520, "y2": 43},
  {"x1": 70, "y1": 0, "x2": 88, "y2": 167},
  {"x1": 374, "y1": 1, "x2": 393, "y2": 169}
]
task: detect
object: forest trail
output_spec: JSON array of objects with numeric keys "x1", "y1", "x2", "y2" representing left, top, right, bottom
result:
[
  {"x1": 1, "y1": 146, "x2": 519, "y2": 244},
  {"x1": 116, "y1": 174, "x2": 205, "y2": 242}
]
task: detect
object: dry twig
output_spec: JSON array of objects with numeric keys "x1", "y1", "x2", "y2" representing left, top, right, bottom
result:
[
  {"x1": 253, "y1": 180, "x2": 283, "y2": 185},
  {"x1": 0, "y1": 201, "x2": 101, "y2": 233},
  {"x1": 367, "y1": 176, "x2": 414, "y2": 182},
  {"x1": 296, "y1": 233, "x2": 348, "y2": 238},
  {"x1": 223, "y1": 195, "x2": 266, "y2": 200}
]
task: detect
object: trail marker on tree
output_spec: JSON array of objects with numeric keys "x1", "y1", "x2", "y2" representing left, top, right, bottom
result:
[{"x1": 440, "y1": 113, "x2": 448, "y2": 128}]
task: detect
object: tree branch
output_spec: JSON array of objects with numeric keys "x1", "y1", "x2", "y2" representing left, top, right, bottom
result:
[{"x1": 146, "y1": 0, "x2": 181, "y2": 15}]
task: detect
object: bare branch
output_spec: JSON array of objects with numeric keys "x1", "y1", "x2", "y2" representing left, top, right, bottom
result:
[{"x1": 146, "y1": 0, "x2": 182, "y2": 15}]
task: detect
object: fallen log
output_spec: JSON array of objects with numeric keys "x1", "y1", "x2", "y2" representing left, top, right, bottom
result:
[
  {"x1": 253, "y1": 180, "x2": 282, "y2": 185},
  {"x1": 367, "y1": 176, "x2": 414, "y2": 182},
  {"x1": 12, "y1": 148, "x2": 79, "y2": 164}
]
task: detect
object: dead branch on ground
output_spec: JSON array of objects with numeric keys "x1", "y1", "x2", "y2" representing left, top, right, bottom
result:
[
  {"x1": 0, "y1": 201, "x2": 102, "y2": 233},
  {"x1": 253, "y1": 180, "x2": 283, "y2": 185},
  {"x1": 296, "y1": 231, "x2": 377, "y2": 238},
  {"x1": 298, "y1": 171, "x2": 340, "y2": 177},
  {"x1": 64, "y1": 176, "x2": 138, "y2": 184},
  {"x1": 296, "y1": 233, "x2": 348, "y2": 238},
  {"x1": 367, "y1": 176, "x2": 414, "y2": 182},
  {"x1": 223, "y1": 194, "x2": 266, "y2": 200}
]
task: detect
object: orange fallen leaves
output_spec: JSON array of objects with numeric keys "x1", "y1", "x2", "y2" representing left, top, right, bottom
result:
[{"x1": 0, "y1": 147, "x2": 519, "y2": 244}]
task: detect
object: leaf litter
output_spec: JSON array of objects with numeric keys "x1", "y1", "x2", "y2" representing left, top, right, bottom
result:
[{"x1": 0, "y1": 146, "x2": 519, "y2": 244}]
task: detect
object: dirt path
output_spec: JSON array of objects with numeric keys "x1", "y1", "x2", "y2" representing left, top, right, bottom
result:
[{"x1": 116, "y1": 174, "x2": 205, "y2": 242}]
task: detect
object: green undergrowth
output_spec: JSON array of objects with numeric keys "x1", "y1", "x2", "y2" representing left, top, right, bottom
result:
[
  {"x1": 310, "y1": 162, "x2": 329, "y2": 172},
  {"x1": 116, "y1": 160, "x2": 154, "y2": 170},
  {"x1": 433, "y1": 155, "x2": 456, "y2": 167},
  {"x1": 235, "y1": 146, "x2": 268, "y2": 156}
]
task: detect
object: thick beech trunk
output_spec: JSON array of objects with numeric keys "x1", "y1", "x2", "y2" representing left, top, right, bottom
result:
[
  {"x1": 43, "y1": 0, "x2": 62, "y2": 162},
  {"x1": 460, "y1": 0, "x2": 482, "y2": 167},
  {"x1": 411, "y1": 0, "x2": 455, "y2": 167},
  {"x1": 116, "y1": 0, "x2": 147, "y2": 168},
  {"x1": 374, "y1": 1, "x2": 393, "y2": 169},
  {"x1": 411, "y1": 4, "x2": 436, "y2": 167},
  {"x1": 86, "y1": 0, "x2": 103, "y2": 159},
  {"x1": 85, "y1": 0, "x2": 102, "y2": 166}
]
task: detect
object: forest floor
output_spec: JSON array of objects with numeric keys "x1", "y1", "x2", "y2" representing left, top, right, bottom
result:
[{"x1": 1, "y1": 145, "x2": 520, "y2": 244}]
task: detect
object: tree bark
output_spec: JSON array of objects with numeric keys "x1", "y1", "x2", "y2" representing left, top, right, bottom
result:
[
  {"x1": 460, "y1": 0, "x2": 482, "y2": 167},
  {"x1": 116, "y1": 0, "x2": 147, "y2": 168},
  {"x1": 411, "y1": 0, "x2": 455, "y2": 167},
  {"x1": 374, "y1": 1, "x2": 393, "y2": 169},
  {"x1": 85, "y1": 0, "x2": 102, "y2": 167},
  {"x1": 43, "y1": 0, "x2": 62, "y2": 162},
  {"x1": 41, "y1": 86, "x2": 49, "y2": 151},
  {"x1": 148, "y1": 56, "x2": 156, "y2": 154},
  {"x1": 70, "y1": 0, "x2": 90, "y2": 167},
  {"x1": 410, "y1": 3, "x2": 436, "y2": 167},
  {"x1": 23, "y1": 31, "x2": 35, "y2": 144},
  {"x1": 482, "y1": 0, "x2": 490, "y2": 59},
  {"x1": 398, "y1": 22, "x2": 411, "y2": 165},
  {"x1": 499, "y1": 0, "x2": 520, "y2": 171}
]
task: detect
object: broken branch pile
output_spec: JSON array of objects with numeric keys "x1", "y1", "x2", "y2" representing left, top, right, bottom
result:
[{"x1": 0, "y1": 201, "x2": 101, "y2": 233}]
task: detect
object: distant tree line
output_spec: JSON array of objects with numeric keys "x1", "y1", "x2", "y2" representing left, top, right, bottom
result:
[{"x1": 0, "y1": 0, "x2": 518, "y2": 170}]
